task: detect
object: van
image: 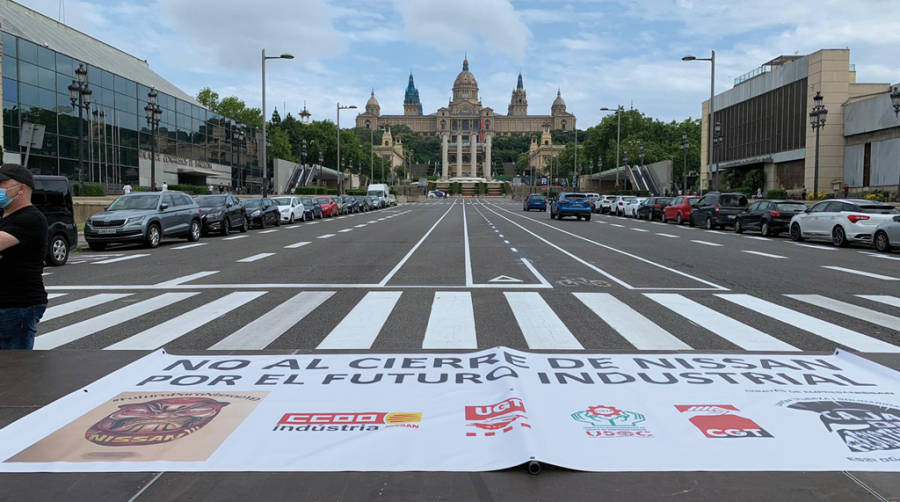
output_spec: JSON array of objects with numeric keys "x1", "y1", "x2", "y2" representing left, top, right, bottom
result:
[
  {"x1": 367, "y1": 183, "x2": 390, "y2": 208},
  {"x1": 32, "y1": 175, "x2": 77, "y2": 266}
]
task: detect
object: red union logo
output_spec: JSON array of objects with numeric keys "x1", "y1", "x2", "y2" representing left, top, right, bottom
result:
[
  {"x1": 465, "y1": 398, "x2": 530, "y2": 437},
  {"x1": 675, "y1": 404, "x2": 773, "y2": 439},
  {"x1": 465, "y1": 398, "x2": 526, "y2": 421}
]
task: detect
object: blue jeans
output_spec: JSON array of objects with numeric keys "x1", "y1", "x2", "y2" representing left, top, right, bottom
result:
[{"x1": 0, "y1": 305, "x2": 47, "y2": 350}]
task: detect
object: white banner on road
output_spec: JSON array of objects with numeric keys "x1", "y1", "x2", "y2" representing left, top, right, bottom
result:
[{"x1": 1, "y1": 348, "x2": 899, "y2": 472}]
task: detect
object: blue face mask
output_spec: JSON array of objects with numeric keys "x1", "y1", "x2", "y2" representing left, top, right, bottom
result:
[{"x1": 0, "y1": 185, "x2": 19, "y2": 209}]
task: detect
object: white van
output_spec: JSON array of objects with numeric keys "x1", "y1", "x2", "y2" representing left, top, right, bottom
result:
[{"x1": 367, "y1": 184, "x2": 390, "y2": 208}]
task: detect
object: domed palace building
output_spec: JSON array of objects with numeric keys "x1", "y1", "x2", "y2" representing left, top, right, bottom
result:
[{"x1": 356, "y1": 58, "x2": 575, "y2": 180}]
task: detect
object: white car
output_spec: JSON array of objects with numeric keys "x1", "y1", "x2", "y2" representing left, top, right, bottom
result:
[
  {"x1": 625, "y1": 197, "x2": 647, "y2": 218},
  {"x1": 789, "y1": 199, "x2": 898, "y2": 247},
  {"x1": 600, "y1": 195, "x2": 615, "y2": 214},
  {"x1": 273, "y1": 196, "x2": 305, "y2": 224},
  {"x1": 613, "y1": 196, "x2": 636, "y2": 216}
]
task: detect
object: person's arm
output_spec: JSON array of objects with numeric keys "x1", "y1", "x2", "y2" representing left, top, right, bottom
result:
[{"x1": 0, "y1": 231, "x2": 20, "y2": 252}]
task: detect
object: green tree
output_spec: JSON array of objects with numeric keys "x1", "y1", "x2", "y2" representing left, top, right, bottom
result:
[{"x1": 196, "y1": 87, "x2": 219, "y2": 112}]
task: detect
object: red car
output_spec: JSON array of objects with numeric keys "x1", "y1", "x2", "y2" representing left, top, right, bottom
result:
[
  {"x1": 663, "y1": 195, "x2": 700, "y2": 225},
  {"x1": 316, "y1": 196, "x2": 339, "y2": 217}
]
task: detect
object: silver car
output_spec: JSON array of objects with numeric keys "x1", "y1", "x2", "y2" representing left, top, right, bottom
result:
[
  {"x1": 873, "y1": 215, "x2": 900, "y2": 252},
  {"x1": 85, "y1": 191, "x2": 202, "y2": 250},
  {"x1": 789, "y1": 199, "x2": 898, "y2": 247}
]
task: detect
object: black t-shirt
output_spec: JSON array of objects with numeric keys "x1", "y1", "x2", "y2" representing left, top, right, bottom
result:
[{"x1": 0, "y1": 205, "x2": 48, "y2": 307}]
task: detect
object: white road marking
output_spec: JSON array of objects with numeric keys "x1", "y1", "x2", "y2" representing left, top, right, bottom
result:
[
  {"x1": 67, "y1": 261, "x2": 85, "y2": 264},
  {"x1": 170, "y1": 243, "x2": 206, "y2": 250},
  {"x1": 743, "y1": 236, "x2": 769, "y2": 241},
  {"x1": 857, "y1": 295, "x2": 900, "y2": 308},
  {"x1": 594, "y1": 221, "x2": 606, "y2": 224},
  {"x1": 316, "y1": 291, "x2": 403, "y2": 349},
  {"x1": 284, "y1": 241, "x2": 311, "y2": 249},
  {"x1": 646, "y1": 294, "x2": 799, "y2": 351},
  {"x1": 42, "y1": 293, "x2": 132, "y2": 321},
  {"x1": 35, "y1": 293, "x2": 198, "y2": 350},
  {"x1": 155, "y1": 271, "x2": 219, "y2": 287},
  {"x1": 92, "y1": 254, "x2": 150, "y2": 265},
  {"x1": 237, "y1": 253, "x2": 275, "y2": 263},
  {"x1": 574, "y1": 293, "x2": 691, "y2": 350},
  {"x1": 106, "y1": 292, "x2": 266, "y2": 350},
  {"x1": 690, "y1": 240, "x2": 722, "y2": 246},
  {"x1": 422, "y1": 292, "x2": 477, "y2": 349},
  {"x1": 317, "y1": 234, "x2": 336, "y2": 239},
  {"x1": 631, "y1": 228, "x2": 649, "y2": 232},
  {"x1": 792, "y1": 243, "x2": 835, "y2": 250},
  {"x1": 656, "y1": 233, "x2": 679, "y2": 238},
  {"x1": 259, "y1": 229, "x2": 279, "y2": 234},
  {"x1": 610, "y1": 224, "x2": 625, "y2": 228},
  {"x1": 41, "y1": 272, "x2": 51, "y2": 276},
  {"x1": 338, "y1": 229, "x2": 353, "y2": 233},
  {"x1": 859, "y1": 251, "x2": 900, "y2": 262},
  {"x1": 785, "y1": 294, "x2": 900, "y2": 331},
  {"x1": 741, "y1": 250, "x2": 787, "y2": 259},
  {"x1": 367, "y1": 220, "x2": 377, "y2": 224},
  {"x1": 520, "y1": 258, "x2": 552, "y2": 287},
  {"x1": 822, "y1": 266, "x2": 899, "y2": 281},
  {"x1": 46, "y1": 293, "x2": 67, "y2": 299},
  {"x1": 463, "y1": 203, "x2": 473, "y2": 287},
  {"x1": 355, "y1": 224, "x2": 367, "y2": 228},
  {"x1": 210, "y1": 291, "x2": 335, "y2": 350},
  {"x1": 379, "y1": 202, "x2": 457, "y2": 286},
  {"x1": 510, "y1": 247, "x2": 518, "y2": 252},
  {"x1": 222, "y1": 235, "x2": 247, "y2": 240},
  {"x1": 504, "y1": 240, "x2": 510, "y2": 244},
  {"x1": 499, "y1": 234, "x2": 505, "y2": 238},
  {"x1": 717, "y1": 294, "x2": 900, "y2": 353},
  {"x1": 706, "y1": 230, "x2": 729, "y2": 235},
  {"x1": 307, "y1": 221, "x2": 319, "y2": 225},
  {"x1": 504, "y1": 292, "x2": 583, "y2": 349}
]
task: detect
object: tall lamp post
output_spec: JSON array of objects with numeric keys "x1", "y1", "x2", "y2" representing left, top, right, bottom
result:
[
  {"x1": 369, "y1": 127, "x2": 374, "y2": 184},
  {"x1": 318, "y1": 152, "x2": 324, "y2": 189},
  {"x1": 336, "y1": 103, "x2": 357, "y2": 195},
  {"x1": 713, "y1": 121, "x2": 723, "y2": 191},
  {"x1": 300, "y1": 139, "x2": 308, "y2": 186},
  {"x1": 622, "y1": 151, "x2": 630, "y2": 191},
  {"x1": 891, "y1": 85, "x2": 900, "y2": 117},
  {"x1": 68, "y1": 64, "x2": 92, "y2": 189},
  {"x1": 681, "y1": 132, "x2": 689, "y2": 194},
  {"x1": 682, "y1": 51, "x2": 716, "y2": 195},
  {"x1": 260, "y1": 49, "x2": 294, "y2": 196},
  {"x1": 599, "y1": 106, "x2": 622, "y2": 187},
  {"x1": 639, "y1": 142, "x2": 646, "y2": 192},
  {"x1": 143, "y1": 88, "x2": 162, "y2": 190},
  {"x1": 809, "y1": 91, "x2": 828, "y2": 199}
]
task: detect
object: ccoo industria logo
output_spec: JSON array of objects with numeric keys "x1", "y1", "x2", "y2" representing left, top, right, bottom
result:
[
  {"x1": 572, "y1": 405, "x2": 653, "y2": 438},
  {"x1": 465, "y1": 398, "x2": 530, "y2": 437},
  {"x1": 675, "y1": 404, "x2": 773, "y2": 438},
  {"x1": 787, "y1": 400, "x2": 900, "y2": 452},
  {"x1": 274, "y1": 412, "x2": 422, "y2": 432}
]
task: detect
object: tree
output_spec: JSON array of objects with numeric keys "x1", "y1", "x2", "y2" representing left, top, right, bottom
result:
[{"x1": 196, "y1": 87, "x2": 219, "y2": 112}]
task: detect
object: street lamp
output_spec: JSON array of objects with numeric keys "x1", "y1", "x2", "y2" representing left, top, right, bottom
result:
[
  {"x1": 260, "y1": 49, "x2": 294, "y2": 197},
  {"x1": 809, "y1": 91, "x2": 828, "y2": 199},
  {"x1": 318, "y1": 151, "x2": 324, "y2": 190},
  {"x1": 336, "y1": 103, "x2": 357, "y2": 196},
  {"x1": 68, "y1": 64, "x2": 92, "y2": 189},
  {"x1": 890, "y1": 85, "x2": 900, "y2": 117},
  {"x1": 622, "y1": 150, "x2": 630, "y2": 191},
  {"x1": 682, "y1": 51, "x2": 715, "y2": 195},
  {"x1": 681, "y1": 132, "x2": 690, "y2": 194},
  {"x1": 143, "y1": 88, "x2": 162, "y2": 190},
  {"x1": 600, "y1": 106, "x2": 622, "y2": 187},
  {"x1": 370, "y1": 127, "x2": 374, "y2": 184},
  {"x1": 639, "y1": 142, "x2": 646, "y2": 192},
  {"x1": 713, "y1": 120, "x2": 723, "y2": 191}
]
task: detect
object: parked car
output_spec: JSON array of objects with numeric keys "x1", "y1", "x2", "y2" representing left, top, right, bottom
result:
[
  {"x1": 334, "y1": 196, "x2": 348, "y2": 215},
  {"x1": 301, "y1": 197, "x2": 323, "y2": 219},
  {"x1": 194, "y1": 194, "x2": 247, "y2": 235},
  {"x1": 244, "y1": 198, "x2": 281, "y2": 228},
  {"x1": 663, "y1": 196, "x2": 700, "y2": 224},
  {"x1": 613, "y1": 196, "x2": 636, "y2": 216},
  {"x1": 636, "y1": 197, "x2": 672, "y2": 221},
  {"x1": 273, "y1": 196, "x2": 305, "y2": 223},
  {"x1": 550, "y1": 192, "x2": 593, "y2": 220},
  {"x1": 585, "y1": 193, "x2": 601, "y2": 210},
  {"x1": 624, "y1": 197, "x2": 647, "y2": 218},
  {"x1": 873, "y1": 215, "x2": 900, "y2": 252},
  {"x1": 789, "y1": 199, "x2": 899, "y2": 247},
  {"x1": 366, "y1": 195, "x2": 382, "y2": 209},
  {"x1": 317, "y1": 196, "x2": 339, "y2": 217},
  {"x1": 85, "y1": 191, "x2": 201, "y2": 250},
  {"x1": 341, "y1": 196, "x2": 361, "y2": 214},
  {"x1": 599, "y1": 195, "x2": 615, "y2": 214},
  {"x1": 689, "y1": 192, "x2": 749, "y2": 229},
  {"x1": 31, "y1": 175, "x2": 76, "y2": 266},
  {"x1": 734, "y1": 199, "x2": 806, "y2": 236},
  {"x1": 388, "y1": 194, "x2": 398, "y2": 206},
  {"x1": 523, "y1": 194, "x2": 547, "y2": 211}
]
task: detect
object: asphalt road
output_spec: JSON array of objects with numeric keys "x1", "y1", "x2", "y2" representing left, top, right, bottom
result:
[{"x1": 35, "y1": 198, "x2": 900, "y2": 353}]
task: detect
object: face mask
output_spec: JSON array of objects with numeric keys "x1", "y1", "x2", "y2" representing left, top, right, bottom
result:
[{"x1": 0, "y1": 185, "x2": 19, "y2": 209}]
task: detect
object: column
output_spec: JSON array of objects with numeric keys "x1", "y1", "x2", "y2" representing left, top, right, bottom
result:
[
  {"x1": 456, "y1": 135, "x2": 462, "y2": 178},
  {"x1": 441, "y1": 134, "x2": 449, "y2": 179},
  {"x1": 485, "y1": 134, "x2": 492, "y2": 180},
  {"x1": 470, "y1": 134, "x2": 477, "y2": 178}
]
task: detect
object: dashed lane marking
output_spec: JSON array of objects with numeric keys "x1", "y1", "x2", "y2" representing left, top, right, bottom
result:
[
  {"x1": 237, "y1": 253, "x2": 276, "y2": 263},
  {"x1": 741, "y1": 250, "x2": 787, "y2": 259},
  {"x1": 690, "y1": 240, "x2": 723, "y2": 247},
  {"x1": 92, "y1": 254, "x2": 150, "y2": 265},
  {"x1": 821, "y1": 266, "x2": 899, "y2": 281}
]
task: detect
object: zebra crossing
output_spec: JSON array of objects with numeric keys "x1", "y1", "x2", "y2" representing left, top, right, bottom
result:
[{"x1": 35, "y1": 289, "x2": 900, "y2": 353}]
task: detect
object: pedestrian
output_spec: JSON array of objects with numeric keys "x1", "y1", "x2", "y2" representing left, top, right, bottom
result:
[
  {"x1": 756, "y1": 187, "x2": 762, "y2": 199},
  {"x1": 664, "y1": 188, "x2": 669, "y2": 197},
  {"x1": 0, "y1": 165, "x2": 47, "y2": 350},
  {"x1": 219, "y1": 184, "x2": 224, "y2": 194},
  {"x1": 161, "y1": 181, "x2": 168, "y2": 191},
  {"x1": 208, "y1": 184, "x2": 214, "y2": 194},
  {"x1": 802, "y1": 186, "x2": 808, "y2": 200},
  {"x1": 843, "y1": 184, "x2": 849, "y2": 199},
  {"x1": 122, "y1": 183, "x2": 132, "y2": 194}
]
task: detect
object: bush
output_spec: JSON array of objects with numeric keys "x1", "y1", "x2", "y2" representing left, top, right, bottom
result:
[
  {"x1": 295, "y1": 186, "x2": 330, "y2": 195},
  {"x1": 766, "y1": 189, "x2": 787, "y2": 199},
  {"x1": 864, "y1": 192, "x2": 885, "y2": 202},
  {"x1": 73, "y1": 183, "x2": 105, "y2": 196},
  {"x1": 805, "y1": 192, "x2": 828, "y2": 201},
  {"x1": 168, "y1": 184, "x2": 208, "y2": 194},
  {"x1": 132, "y1": 186, "x2": 149, "y2": 192},
  {"x1": 345, "y1": 189, "x2": 367, "y2": 196}
]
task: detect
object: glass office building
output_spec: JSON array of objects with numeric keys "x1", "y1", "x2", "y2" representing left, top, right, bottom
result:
[{"x1": 0, "y1": 1, "x2": 262, "y2": 190}]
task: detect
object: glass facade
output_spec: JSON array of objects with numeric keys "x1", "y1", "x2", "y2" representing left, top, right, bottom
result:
[{"x1": 1, "y1": 31, "x2": 261, "y2": 188}]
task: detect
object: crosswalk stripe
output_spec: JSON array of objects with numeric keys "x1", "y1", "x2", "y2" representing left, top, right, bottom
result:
[
  {"x1": 92, "y1": 254, "x2": 149, "y2": 265},
  {"x1": 504, "y1": 292, "x2": 583, "y2": 349},
  {"x1": 785, "y1": 294, "x2": 900, "y2": 331},
  {"x1": 646, "y1": 294, "x2": 799, "y2": 351},
  {"x1": 857, "y1": 295, "x2": 900, "y2": 308},
  {"x1": 46, "y1": 293, "x2": 67, "y2": 300},
  {"x1": 237, "y1": 253, "x2": 275, "y2": 263},
  {"x1": 210, "y1": 291, "x2": 335, "y2": 350},
  {"x1": 716, "y1": 294, "x2": 900, "y2": 353},
  {"x1": 42, "y1": 293, "x2": 133, "y2": 321},
  {"x1": 35, "y1": 293, "x2": 199, "y2": 350},
  {"x1": 574, "y1": 293, "x2": 691, "y2": 350},
  {"x1": 105, "y1": 291, "x2": 266, "y2": 350},
  {"x1": 822, "y1": 266, "x2": 899, "y2": 281},
  {"x1": 422, "y1": 292, "x2": 477, "y2": 349},
  {"x1": 284, "y1": 241, "x2": 311, "y2": 249},
  {"x1": 317, "y1": 291, "x2": 403, "y2": 349}
]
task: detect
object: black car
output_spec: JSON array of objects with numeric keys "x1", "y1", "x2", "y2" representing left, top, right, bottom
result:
[
  {"x1": 689, "y1": 192, "x2": 749, "y2": 229},
  {"x1": 636, "y1": 197, "x2": 672, "y2": 221},
  {"x1": 735, "y1": 199, "x2": 807, "y2": 236},
  {"x1": 243, "y1": 198, "x2": 280, "y2": 228},
  {"x1": 300, "y1": 197, "x2": 323, "y2": 220},
  {"x1": 195, "y1": 194, "x2": 247, "y2": 235},
  {"x1": 31, "y1": 175, "x2": 77, "y2": 266},
  {"x1": 341, "y1": 195, "x2": 360, "y2": 214}
]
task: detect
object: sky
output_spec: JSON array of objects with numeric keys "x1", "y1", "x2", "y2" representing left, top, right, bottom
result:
[{"x1": 20, "y1": 0, "x2": 900, "y2": 128}]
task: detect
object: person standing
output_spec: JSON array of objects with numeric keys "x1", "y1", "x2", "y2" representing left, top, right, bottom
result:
[
  {"x1": 122, "y1": 183, "x2": 132, "y2": 194},
  {"x1": 161, "y1": 181, "x2": 168, "y2": 191},
  {"x1": 0, "y1": 165, "x2": 47, "y2": 350}
]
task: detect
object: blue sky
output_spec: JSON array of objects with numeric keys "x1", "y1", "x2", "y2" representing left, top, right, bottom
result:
[{"x1": 20, "y1": 0, "x2": 900, "y2": 127}]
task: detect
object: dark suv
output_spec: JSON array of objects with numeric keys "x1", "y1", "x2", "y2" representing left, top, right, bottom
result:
[
  {"x1": 735, "y1": 199, "x2": 807, "y2": 236},
  {"x1": 689, "y1": 192, "x2": 749, "y2": 229},
  {"x1": 32, "y1": 175, "x2": 77, "y2": 266}
]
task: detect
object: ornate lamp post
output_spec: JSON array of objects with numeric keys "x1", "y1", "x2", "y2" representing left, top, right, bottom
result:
[
  {"x1": 143, "y1": 88, "x2": 162, "y2": 190},
  {"x1": 890, "y1": 85, "x2": 900, "y2": 117},
  {"x1": 681, "y1": 132, "x2": 690, "y2": 194},
  {"x1": 622, "y1": 150, "x2": 630, "y2": 191},
  {"x1": 68, "y1": 64, "x2": 92, "y2": 188},
  {"x1": 809, "y1": 91, "x2": 828, "y2": 199}
]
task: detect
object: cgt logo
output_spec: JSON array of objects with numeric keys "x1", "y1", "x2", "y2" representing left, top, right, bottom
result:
[
  {"x1": 675, "y1": 405, "x2": 772, "y2": 438},
  {"x1": 465, "y1": 398, "x2": 530, "y2": 437},
  {"x1": 274, "y1": 412, "x2": 421, "y2": 432}
]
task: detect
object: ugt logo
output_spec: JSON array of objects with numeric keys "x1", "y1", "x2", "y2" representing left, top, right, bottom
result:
[
  {"x1": 572, "y1": 405, "x2": 652, "y2": 438},
  {"x1": 465, "y1": 398, "x2": 530, "y2": 437},
  {"x1": 675, "y1": 404, "x2": 772, "y2": 438}
]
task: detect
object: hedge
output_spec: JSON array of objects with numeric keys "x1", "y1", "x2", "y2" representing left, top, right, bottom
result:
[
  {"x1": 346, "y1": 189, "x2": 367, "y2": 196},
  {"x1": 168, "y1": 184, "x2": 209, "y2": 194},
  {"x1": 766, "y1": 189, "x2": 788, "y2": 199},
  {"x1": 294, "y1": 186, "x2": 339, "y2": 195},
  {"x1": 73, "y1": 183, "x2": 105, "y2": 196}
]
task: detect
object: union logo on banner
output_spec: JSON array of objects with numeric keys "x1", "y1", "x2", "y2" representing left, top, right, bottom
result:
[
  {"x1": 675, "y1": 404, "x2": 773, "y2": 438},
  {"x1": 572, "y1": 404, "x2": 653, "y2": 438},
  {"x1": 465, "y1": 398, "x2": 530, "y2": 437}
]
